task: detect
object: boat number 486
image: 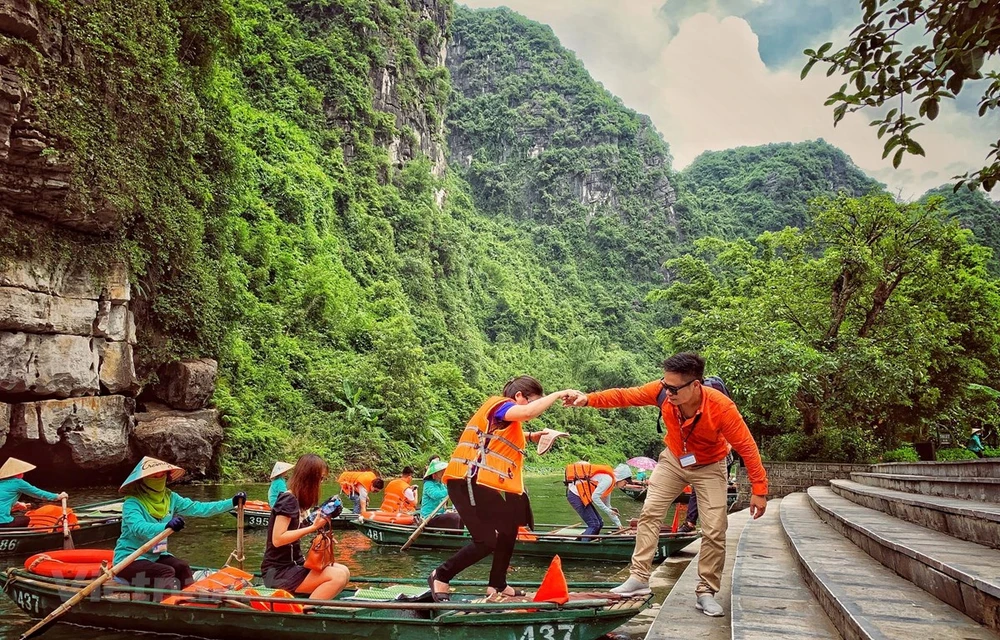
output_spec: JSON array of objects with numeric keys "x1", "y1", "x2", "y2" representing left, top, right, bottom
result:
[
  {"x1": 0, "y1": 538, "x2": 19, "y2": 552},
  {"x1": 518, "y1": 624, "x2": 576, "y2": 640},
  {"x1": 13, "y1": 589, "x2": 40, "y2": 614}
]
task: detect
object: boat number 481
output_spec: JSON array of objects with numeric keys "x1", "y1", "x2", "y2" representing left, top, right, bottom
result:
[{"x1": 518, "y1": 624, "x2": 576, "y2": 640}]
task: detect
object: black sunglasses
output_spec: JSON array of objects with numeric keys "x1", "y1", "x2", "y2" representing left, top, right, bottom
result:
[{"x1": 661, "y1": 378, "x2": 697, "y2": 395}]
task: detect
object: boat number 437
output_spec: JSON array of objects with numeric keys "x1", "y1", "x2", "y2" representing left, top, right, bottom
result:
[
  {"x1": 518, "y1": 624, "x2": 576, "y2": 640},
  {"x1": 13, "y1": 589, "x2": 40, "y2": 614}
]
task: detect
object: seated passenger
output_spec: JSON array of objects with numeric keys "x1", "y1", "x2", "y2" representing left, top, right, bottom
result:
[
  {"x1": 262, "y1": 454, "x2": 350, "y2": 599},
  {"x1": 420, "y1": 460, "x2": 463, "y2": 530},
  {"x1": 377, "y1": 466, "x2": 418, "y2": 516}
]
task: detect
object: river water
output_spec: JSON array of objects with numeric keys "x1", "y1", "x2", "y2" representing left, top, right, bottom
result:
[{"x1": 0, "y1": 475, "x2": 671, "y2": 639}]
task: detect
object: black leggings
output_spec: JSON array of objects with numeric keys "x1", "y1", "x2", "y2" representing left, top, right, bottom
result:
[
  {"x1": 434, "y1": 480, "x2": 527, "y2": 591},
  {"x1": 0, "y1": 515, "x2": 30, "y2": 528},
  {"x1": 118, "y1": 555, "x2": 194, "y2": 591},
  {"x1": 426, "y1": 512, "x2": 464, "y2": 531}
]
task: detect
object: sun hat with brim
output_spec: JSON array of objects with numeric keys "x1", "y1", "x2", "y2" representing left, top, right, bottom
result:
[
  {"x1": 424, "y1": 460, "x2": 448, "y2": 479},
  {"x1": 0, "y1": 458, "x2": 36, "y2": 481},
  {"x1": 972, "y1": 428, "x2": 983, "y2": 434},
  {"x1": 270, "y1": 461, "x2": 294, "y2": 480},
  {"x1": 120, "y1": 456, "x2": 185, "y2": 493},
  {"x1": 613, "y1": 463, "x2": 633, "y2": 482}
]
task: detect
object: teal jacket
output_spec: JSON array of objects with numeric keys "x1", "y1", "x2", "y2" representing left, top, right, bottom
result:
[
  {"x1": 268, "y1": 478, "x2": 287, "y2": 507},
  {"x1": 420, "y1": 479, "x2": 449, "y2": 519},
  {"x1": 114, "y1": 492, "x2": 232, "y2": 564},
  {"x1": 0, "y1": 478, "x2": 57, "y2": 525}
]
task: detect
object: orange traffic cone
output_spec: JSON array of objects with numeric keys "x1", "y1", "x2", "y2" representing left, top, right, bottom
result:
[{"x1": 533, "y1": 555, "x2": 569, "y2": 604}]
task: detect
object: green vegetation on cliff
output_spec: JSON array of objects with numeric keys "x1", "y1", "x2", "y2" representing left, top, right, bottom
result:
[{"x1": 920, "y1": 185, "x2": 1000, "y2": 274}]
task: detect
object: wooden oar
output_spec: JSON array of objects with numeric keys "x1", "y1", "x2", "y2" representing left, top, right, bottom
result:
[
  {"x1": 400, "y1": 496, "x2": 448, "y2": 551},
  {"x1": 60, "y1": 498, "x2": 73, "y2": 551},
  {"x1": 235, "y1": 502, "x2": 245, "y2": 571},
  {"x1": 19, "y1": 527, "x2": 173, "y2": 640}
]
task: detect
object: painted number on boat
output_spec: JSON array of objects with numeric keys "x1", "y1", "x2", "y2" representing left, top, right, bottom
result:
[
  {"x1": 365, "y1": 528, "x2": 383, "y2": 542},
  {"x1": 0, "y1": 538, "x2": 19, "y2": 552},
  {"x1": 248, "y1": 515, "x2": 269, "y2": 527},
  {"x1": 518, "y1": 624, "x2": 576, "y2": 640},
  {"x1": 13, "y1": 589, "x2": 39, "y2": 614}
]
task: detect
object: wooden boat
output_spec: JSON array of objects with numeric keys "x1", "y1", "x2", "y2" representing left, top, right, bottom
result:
[
  {"x1": 357, "y1": 520, "x2": 698, "y2": 562},
  {"x1": 620, "y1": 484, "x2": 647, "y2": 501},
  {"x1": 229, "y1": 506, "x2": 359, "y2": 530},
  {"x1": 0, "y1": 499, "x2": 122, "y2": 556},
  {"x1": 1, "y1": 568, "x2": 651, "y2": 640}
]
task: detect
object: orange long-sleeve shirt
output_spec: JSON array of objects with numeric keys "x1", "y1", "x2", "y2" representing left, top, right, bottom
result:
[{"x1": 587, "y1": 382, "x2": 769, "y2": 496}]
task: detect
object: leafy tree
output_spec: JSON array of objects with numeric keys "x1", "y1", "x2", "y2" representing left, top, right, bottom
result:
[
  {"x1": 920, "y1": 184, "x2": 1000, "y2": 273},
  {"x1": 802, "y1": 0, "x2": 1000, "y2": 191},
  {"x1": 654, "y1": 193, "x2": 1000, "y2": 461}
]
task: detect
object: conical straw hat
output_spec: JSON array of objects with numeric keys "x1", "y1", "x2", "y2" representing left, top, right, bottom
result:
[
  {"x1": 270, "y1": 461, "x2": 294, "y2": 479},
  {"x1": 423, "y1": 460, "x2": 448, "y2": 479},
  {"x1": 0, "y1": 458, "x2": 36, "y2": 480},
  {"x1": 119, "y1": 456, "x2": 185, "y2": 493}
]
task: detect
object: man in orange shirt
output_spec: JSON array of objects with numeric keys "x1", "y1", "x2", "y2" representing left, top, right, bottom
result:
[{"x1": 567, "y1": 352, "x2": 768, "y2": 617}]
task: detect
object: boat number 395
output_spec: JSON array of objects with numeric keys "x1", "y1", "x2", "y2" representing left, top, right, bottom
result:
[
  {"x1": 0, "y1": 538, "x2": 19, "y2": 552},
  {"x1": 13, "y1": 589, "x2": 39, "y2": 614},
  {"x1": 518, "y1": 624, "x2": 576, "y2": 640},
  {"x1": 248, "y1": 516, "x2": 269, "y2": 527}
]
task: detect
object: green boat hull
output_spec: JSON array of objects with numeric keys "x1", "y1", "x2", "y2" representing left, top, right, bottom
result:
[
  {"x1": 620, "y1": 486, "x2": 647, "y2": 501},
  {"x1": 358, "y1": 521, "x2": 698, "y2": 562},
  {"x1": 229, "y1": 508, "x2": 358, "y2": 530},
  {"x1": 0, "y1": 499, "x2": 122, "y2": 556},
  {"x1": 2, "y1": 570, "x2": 649, "y2": 640}
]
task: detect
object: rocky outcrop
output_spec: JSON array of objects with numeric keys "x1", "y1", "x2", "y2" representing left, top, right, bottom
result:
[
  {"x1": 153, "y1": 358, "x2": 217, "y2": 411},
  {"x1": 133, "y1": 403, "x2": 223, "y2": 478},
  {"x1": 0, "y1": 402, "x2": 9, "y2": 448},
  {"x1": 0, "y1": 331, "x2": 99, "y2": 398},
  {"x1": 10, "y1": 395, "x2": 134, "y2": 471}
]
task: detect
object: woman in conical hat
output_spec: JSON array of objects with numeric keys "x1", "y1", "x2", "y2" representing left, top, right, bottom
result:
[
  {"x1": 114, "y1": 456, "x2": 248, "y2": 590},
  {"x1": 0, "y1": 458, "x2": 68, "y2": 529},
  {"x1": 268, "y1": 461, "x2": 294, "y2": 507},
  {"x1": 419, "y1": 459, "x2": 462, "y2": 531}
]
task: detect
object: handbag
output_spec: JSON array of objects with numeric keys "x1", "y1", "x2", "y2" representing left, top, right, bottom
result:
[{"x1": 303, "y1": 527, "x2": 336, "y2": 571}]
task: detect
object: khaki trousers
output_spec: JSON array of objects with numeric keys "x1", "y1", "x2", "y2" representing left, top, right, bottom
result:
[{"x1": 630, "y1": 447, "x2": 728, "y2": 594}]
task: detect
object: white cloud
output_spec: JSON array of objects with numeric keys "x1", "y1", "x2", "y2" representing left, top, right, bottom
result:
[{"x1": 459, "y1": 1, "x2": 995, "y2": 199}]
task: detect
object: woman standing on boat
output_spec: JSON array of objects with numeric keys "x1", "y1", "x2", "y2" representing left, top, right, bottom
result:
[
  {"x1": 429, "y1": 376, "x2": 572, "y2": 601},
  {"x1": 115, "y1": 456, "x2": 246, "y2": 590},
  {"x1": 262, "y1": 454, "x2": 351, "y2": 600},
  {"x1": 0, "y1": 458, "x2": 68, "y2": 528}
]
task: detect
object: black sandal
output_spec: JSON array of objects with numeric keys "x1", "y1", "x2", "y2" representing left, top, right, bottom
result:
[{"x1": 428, "y1": 570, "x2": 450, "y2": 602}]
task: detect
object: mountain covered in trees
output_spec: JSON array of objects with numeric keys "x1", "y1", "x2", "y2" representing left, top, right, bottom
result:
[{"x1": 3, "y1": 0, "x2": 996, "y2": 476}]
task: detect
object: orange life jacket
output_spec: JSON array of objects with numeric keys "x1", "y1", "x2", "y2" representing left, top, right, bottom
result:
[
  {"x1": 379, "y1": 478, "x2": 416, "y2": 514},
  {"x1": 338, "y1": 471, "x2": 377, "y2": 495},
  {"x1": 444, "y1": 396, "x2": 526, "y2": 495},
  {"x1": 25, "y1": 505, "x2": 79, "y2": 532},
  {"x1": 564, "y1": 462, "x2": 616, "y2": 507}
]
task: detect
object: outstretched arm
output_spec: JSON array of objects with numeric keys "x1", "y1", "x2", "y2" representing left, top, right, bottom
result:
[{"x1": 501, "y1": 390, "x2": 573, "y2": 422}]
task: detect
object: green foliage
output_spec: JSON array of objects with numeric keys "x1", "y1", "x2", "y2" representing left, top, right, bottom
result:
[
  {"x1": 881, "y1": 445, "x2": 919, "y2": 463},
  {"x1": 936, "y1": 447, "x2": 979, "y2": 462},
  {"x1": 803, "y1": 0, "x2": 1000, "y2": 191},
  {"x1": 676, "y1": 140, "x2": 881, "y2": 240},
  {"x1": 657, "y1": 193, "x2": 1000, "y2": 462},
  {"x1": 984, "y1": 446, "x2": 1000, "y2": 458},
  {"x1": 921, "y1": 184, "x2": 1000, "y2": 274}
]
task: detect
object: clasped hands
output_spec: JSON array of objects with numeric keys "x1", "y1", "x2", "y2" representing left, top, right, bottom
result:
[{"x1": 556, "y1": 389, "x2": 588, "y2": 407}]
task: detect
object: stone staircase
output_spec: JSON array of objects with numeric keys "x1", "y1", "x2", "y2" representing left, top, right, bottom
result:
[{"x1": 646, "y1": 459, "x2": 1000, "y2": 640}]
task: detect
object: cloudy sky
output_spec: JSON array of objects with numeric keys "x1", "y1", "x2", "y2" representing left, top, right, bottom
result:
[{"x1": 461, "y1": 0, "x2": 996, "y2": 200}]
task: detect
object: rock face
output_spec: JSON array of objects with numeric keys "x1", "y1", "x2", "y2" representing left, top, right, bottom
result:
[
  {"x1": 0, "y1": 402, "x2": 9, "y2": 448},
  {"x1": 133, "y1": 404, "x2": 223, "y2": 478},
  {"x1": 0, "y1": 286, "x2": 99, "y2": 335},
  {"x1": 10, "y1": 395, "x2": 134, "y2": 471},
  {"x1": 154, "y1": 358, "x2": 217, "y2": 411},
  {"x1": 0, "y1": 331, "x2": 99, "y2": 398}
]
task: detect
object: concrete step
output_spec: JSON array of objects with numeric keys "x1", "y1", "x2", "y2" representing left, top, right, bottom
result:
[
  {"x1": 851, "y1": 471, "x2": 1000, "y2": 503},
  {"x1": 780, "y1": 492, "x2": 995, "y2": 639},
  {"x1": 872, "y1": 460, "x2": 1000, "y2": 479},
  {"x1": 831, "y1": 479, "x2": 1000, "y2": 550},
  {"x1": 808, "y1": 486, "x2": 1000, "y2": 632},
  {"x1": 730, "y1": 498, "x2": 841, "y2": 639},
  {"x1": 646, "y1": 508, "x2": 751, "y2": 640}
]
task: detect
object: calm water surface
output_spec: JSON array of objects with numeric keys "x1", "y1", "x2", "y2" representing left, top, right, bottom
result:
[{"x1": 0, "y1": 475, "x2": 668, "y2": 639}]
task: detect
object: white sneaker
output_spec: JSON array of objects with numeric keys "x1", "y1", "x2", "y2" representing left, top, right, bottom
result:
[
  {"x1": 609, "y1": 576, "x2": 651, "y2": 597},
  {"x1": 696, "y1": 593, "x2": 724, "y2": 616}
]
